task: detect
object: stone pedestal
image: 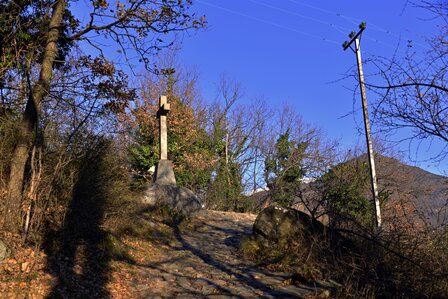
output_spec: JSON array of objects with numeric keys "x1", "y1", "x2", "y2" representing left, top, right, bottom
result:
[
  {"x1": 141, "y1": 183, "x2": 203, "y2": 217},
  {"x1": 154, "y1": 159, "x2": 176, "y2": 185}
]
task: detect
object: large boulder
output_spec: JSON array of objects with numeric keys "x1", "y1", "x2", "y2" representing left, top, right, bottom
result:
[
  {"x1": 142, "y1": 183, "x2": 203, "y2": 217},
  {"x1": 0, "y1": 239, "x2": 11, "y2": 264},
  {"x1": 253, "y1": 206, "x2": 325, "y2": 245}
]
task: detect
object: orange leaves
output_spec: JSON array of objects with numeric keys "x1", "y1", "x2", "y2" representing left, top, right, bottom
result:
[
  {"x1": 183, "y1": 151, "x2": 217, "y2": 171},
  {"x1": 79, "y1": 56, "x2": 116, "y2": 77},
  {"x1": 0, "y1": 246, "x2": 51, "y2": 298}
]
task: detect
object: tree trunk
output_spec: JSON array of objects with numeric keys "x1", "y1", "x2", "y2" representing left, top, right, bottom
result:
[{"x1": 5, "y1": 0, "x2": 66, "y2": 233}]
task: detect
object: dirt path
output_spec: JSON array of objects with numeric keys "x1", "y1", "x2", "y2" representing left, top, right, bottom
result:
[{"x1": 125, "y1": 210, "x2": 318, "y2": 298}]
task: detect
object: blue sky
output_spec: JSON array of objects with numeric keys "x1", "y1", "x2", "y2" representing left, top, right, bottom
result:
[{"x1": 176, "y1": 0, "x2": 446, "y2": 175}]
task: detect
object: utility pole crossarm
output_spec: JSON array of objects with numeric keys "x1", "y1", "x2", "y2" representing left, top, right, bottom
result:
[{"x1": 342, "y1": 21, "x2": 366, "y2": 51}]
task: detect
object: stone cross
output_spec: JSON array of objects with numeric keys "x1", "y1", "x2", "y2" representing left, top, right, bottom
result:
[{"x1": 157, "y1": 95, "x2": 170, "y2": 160}]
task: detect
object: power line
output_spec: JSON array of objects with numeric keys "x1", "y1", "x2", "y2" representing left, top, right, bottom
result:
[
  {"x1": 286, "y1": 0, "x2": 429, "y2": 50},
  {"x1": 287, "y1": 0, "x2": 394, "y2": 33},
  {"x1": 197, "y1": 0, "x2": 423, "y2": 51},
  {"x1": 246, "y1": 0, "x2": 398, "y2": 50},
  {"x1": 197, "y1": 0, "x2": 340, "y2": 45},
  {"x1": 246, "y1": 0, "x2": 351, "y2": 35}
]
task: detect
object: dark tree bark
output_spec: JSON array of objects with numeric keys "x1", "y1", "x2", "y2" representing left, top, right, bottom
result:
[{"x1": 6, "y1": 0, "x2": 66, "y2": 232}]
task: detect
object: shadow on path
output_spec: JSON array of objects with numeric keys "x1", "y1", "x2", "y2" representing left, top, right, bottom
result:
[
  {"x1": 171, "y1": 221, "x2": 301, "y2": 298},
  {"x1": 43, "y1": 143, "x2": 111, "y2": 298}
]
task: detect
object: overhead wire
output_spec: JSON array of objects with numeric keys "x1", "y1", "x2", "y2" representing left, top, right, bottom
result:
[
  {"x1": 196, "y1": 0, "x2": 340, "y2": 45},
  {"x1": 246, "y1": 0, "x2": 398, "y2": 49},
  {"x1": 246, "y1": 0, "x2": 351, "y2": 35},
  {"x1": 252, "y1": 0, "x2": 396, "y2": 49},
  {"x1": 287, "y1": 0, "x2": 399, "y2": 34},
  {"x1": 248, "y1": 0, "x2": 399, "y2": 50},
  {"x1": 244, "y1": 0, "x2": 397, "y2": 50},
  {"x1": 286, "y1": 0, "x2": 429, "y2": 50},
  {"x1": 197, "y1": 0, "x2": 424, "y2": 51}
]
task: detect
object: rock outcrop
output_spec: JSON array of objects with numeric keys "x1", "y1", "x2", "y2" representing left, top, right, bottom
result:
[
  {"x1": 252, "y1": 206, "x2": 325, "y2": 246},
  {"x1": 142, "y1": 183, "x2": 203, "y2": 217}
]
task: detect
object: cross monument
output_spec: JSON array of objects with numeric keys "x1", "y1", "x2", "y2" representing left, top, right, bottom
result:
[
  {"x1": 158, "y1": 95, "x2": 170, "y2": 160},
  {"x1": 154, "y1": 95, "x2": 176, "y2": 185}
]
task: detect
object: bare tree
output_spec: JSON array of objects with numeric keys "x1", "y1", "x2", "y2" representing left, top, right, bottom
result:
[
  {"x1": 205, "y1": 76, "x2": 273, "y2": 210},
  {"x1": 263, "y1": 104, "x2": 340, "y2": 212},
  {"x1": 367, "y1": 1, "x2": 448, "y2": 164}
]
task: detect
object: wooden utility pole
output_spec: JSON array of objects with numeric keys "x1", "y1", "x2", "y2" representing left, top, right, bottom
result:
[{"x1": 343, "y1": 22, "x2": 382, "y2": 229}]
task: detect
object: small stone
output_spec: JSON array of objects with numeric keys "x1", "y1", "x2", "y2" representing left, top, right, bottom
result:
[
  {"x1": 192, "y1": 278, "x2": 209, "y2": 289},
  {"x1": 0, "y1": 239, "x2": 11, "y2": 264},
  {"x1": 210, "y1": 269, "x2": 224, "y2": 276},
  {"x1": 213, "y1": 279, "x2": 228, "y2": 286},
  {"x1": 161, "y1": 273, "x2": 175, "y2": 282},
  {"x1": 151, "y1": 278, "x2": 171, "y2": 289},
  {"x1": 21, "y1": 261, "x2": 30, "y2": 272},
  {"x1": 159, "y1": 291, "x2": 172, "y2": 298},
  {"x1": 319, "y1": 289, "x2": 332, "y2": 298},
  {"x1": 135, "y1": 284, "x2": 150, "y2": 291},
  {"x1": 233, "y1": 287, "x2": 256, "y2": 298},
  {"x1": 176, "y1": 276, "x2": 192, "y2": 288},
  {"x1": 202, "y1": 285, "x2": 218, "y2": 295}
]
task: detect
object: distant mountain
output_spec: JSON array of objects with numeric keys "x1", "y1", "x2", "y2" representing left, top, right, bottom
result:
[
  {"x1": 251, "y1": 155, "x2": 448, "y2": 229},
  {"x1": 370, "y1": 155, "x2": 448, "y2": 229}
]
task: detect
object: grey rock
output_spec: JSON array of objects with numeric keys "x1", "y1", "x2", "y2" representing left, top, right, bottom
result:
[
  {"x1": 202, "y1": 284, "x2": 218, "y2": 295},
  {"x1": 142, "y1": 183, "x2": 203, "y2": 217},
  {"x1": 192, "y1": 278, "x2": 210, "y2": 289},
  {"x1": 252, "y1": 206, "x2": 325, "y2": 245},
  {"x1": 0, "y1": 239, "x2": 10, "y2": 263}
]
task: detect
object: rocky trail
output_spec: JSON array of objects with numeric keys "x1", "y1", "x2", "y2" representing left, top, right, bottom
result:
[
  {"x1": 126, "y1": 210, "x2": 321, "y2": 298},
  {"x1": 0, "y1": 210, "x2": 327, "y2": 298}
]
